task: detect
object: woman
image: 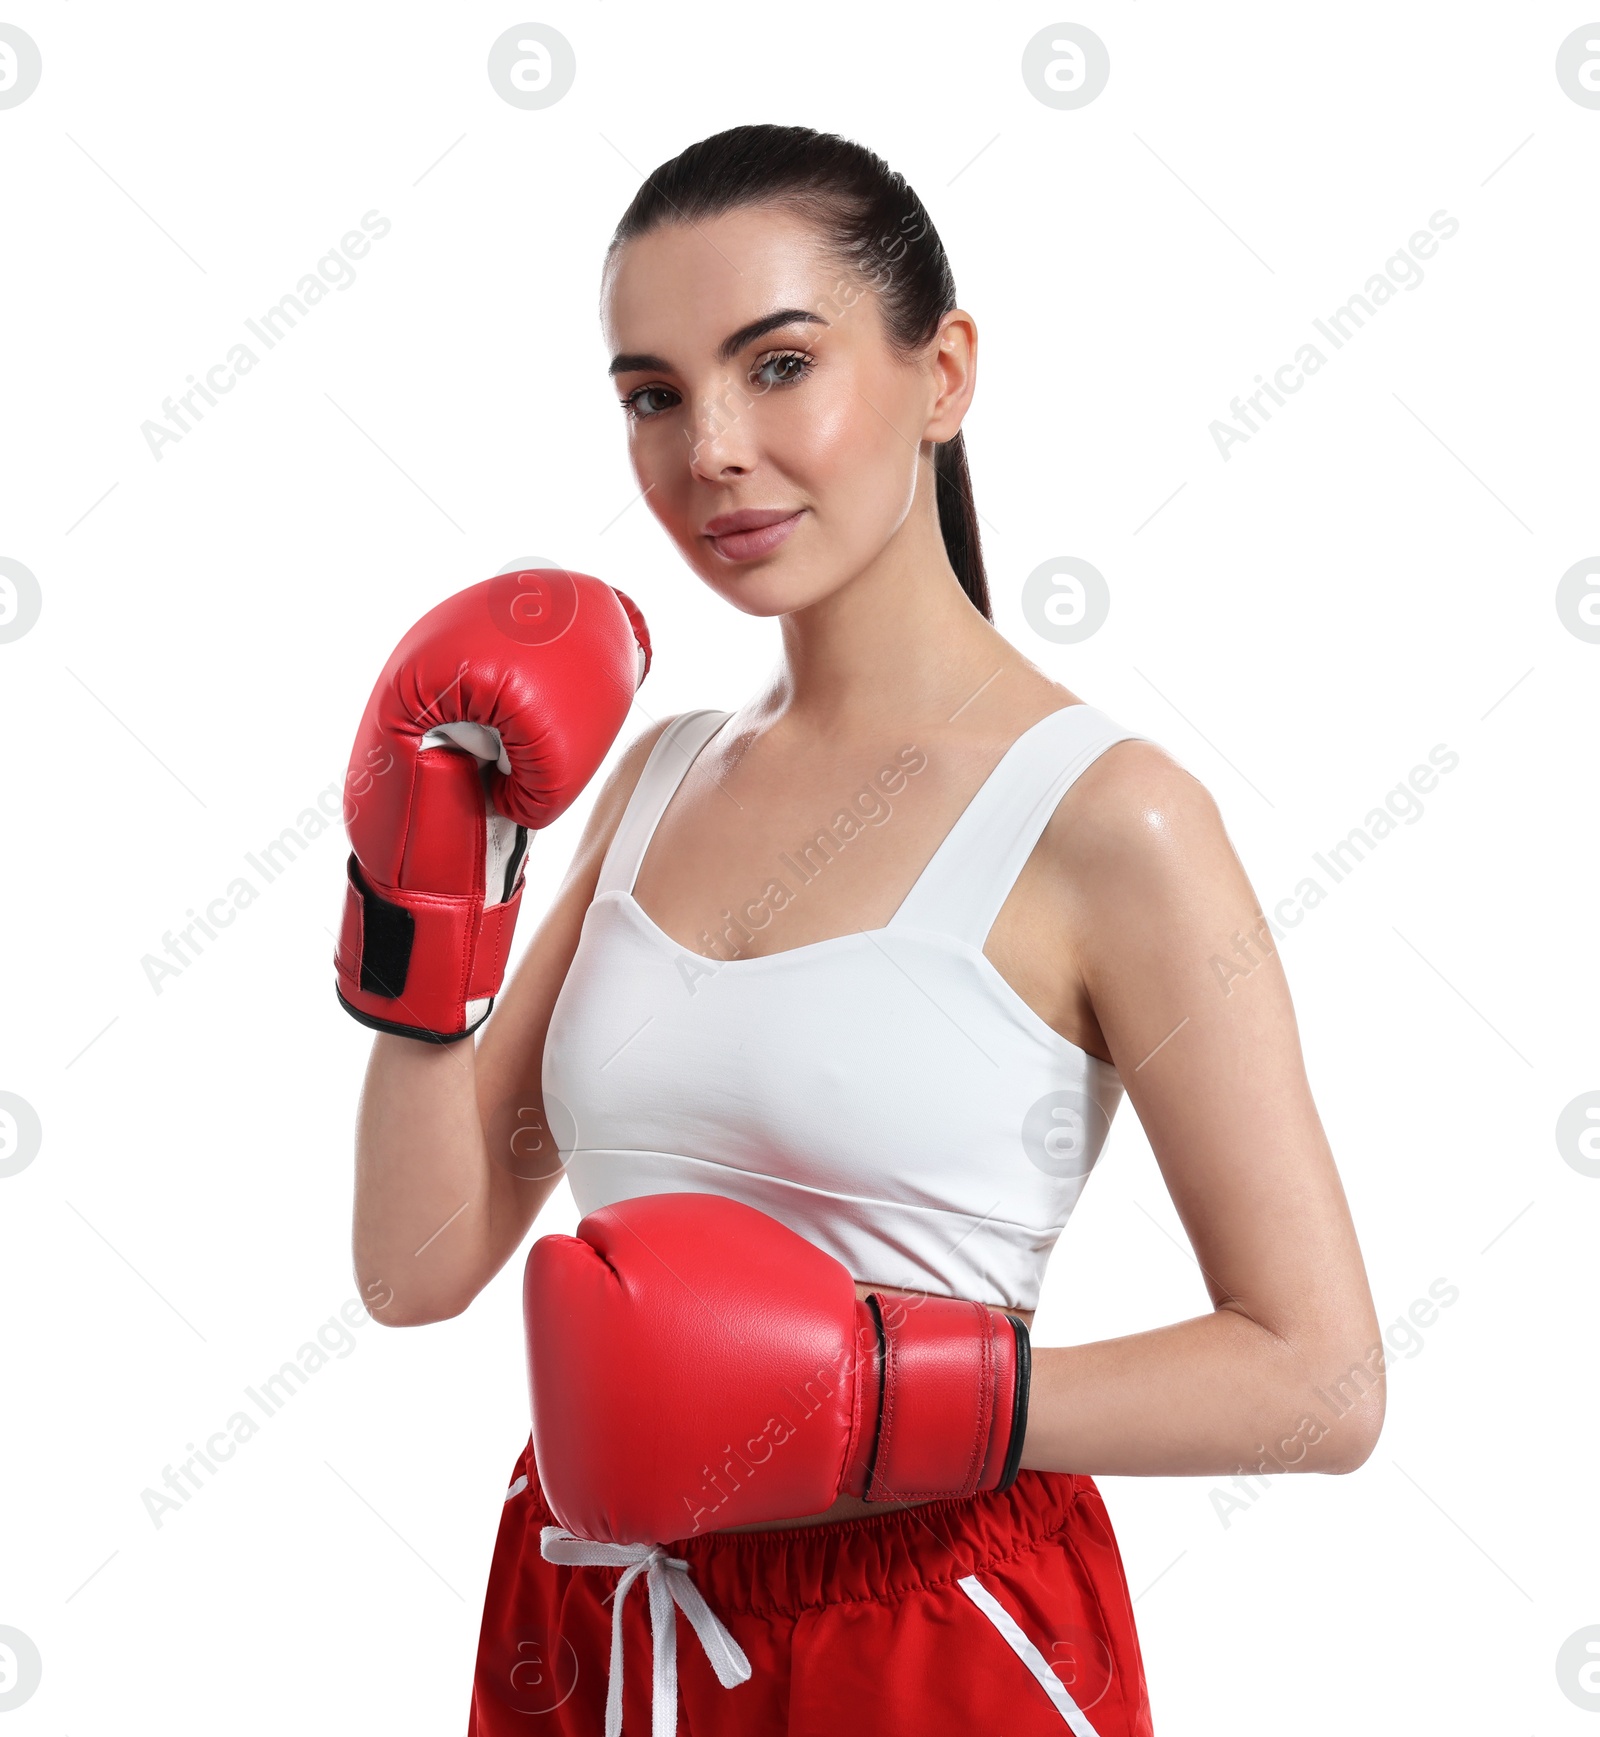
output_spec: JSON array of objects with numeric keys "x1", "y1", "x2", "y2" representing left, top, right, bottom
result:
[{"x1": 347, "y1": 125, "x2": 1383, "y2": 1735}]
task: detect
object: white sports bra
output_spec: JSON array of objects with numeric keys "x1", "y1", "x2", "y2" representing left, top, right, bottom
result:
[{"x1": 543, "y1": 702, "x2": 1150, "y2": 1312}]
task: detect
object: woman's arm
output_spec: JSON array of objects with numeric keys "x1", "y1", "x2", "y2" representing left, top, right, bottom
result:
[
  {"x1": 1021, "y1": 743, "x2": 1385, "y2": 1476},
  {"x1": 351, "y1": 717, "x2": 674, "y2": 1326}
]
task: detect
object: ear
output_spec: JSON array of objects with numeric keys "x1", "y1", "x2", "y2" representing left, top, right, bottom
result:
[{"x1": 922, "y1": 309, "x2": 978, "y2": 443}]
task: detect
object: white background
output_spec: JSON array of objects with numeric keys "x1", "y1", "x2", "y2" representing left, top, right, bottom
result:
[{"x1": 3, "y1": 3, "x2": 1596, "y2": 1731}]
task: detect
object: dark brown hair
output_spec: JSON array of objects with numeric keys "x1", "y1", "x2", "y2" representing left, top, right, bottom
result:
[{"x1": 606, "y1": 124, "x2": 990, "y2": 621}]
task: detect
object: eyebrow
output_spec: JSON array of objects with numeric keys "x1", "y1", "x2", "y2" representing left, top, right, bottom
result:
[{"x1": 608, "y1": 307, "x2": 828, "y2": 377}]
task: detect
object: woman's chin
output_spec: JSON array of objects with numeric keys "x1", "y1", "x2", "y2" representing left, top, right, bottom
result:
[{"x1": 694, "y1": 560, "x2": 846, "y2": 619}]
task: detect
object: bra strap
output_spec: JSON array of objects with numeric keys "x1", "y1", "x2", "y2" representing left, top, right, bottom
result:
[
  {"x1": 889, "y1": 705, "x2": 1149, "y2": 948},
  {"x1": 593, "y1": 709, "x2": 732, "y2": 898}
]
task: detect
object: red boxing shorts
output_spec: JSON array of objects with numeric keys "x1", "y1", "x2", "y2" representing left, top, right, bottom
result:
[{"x1": 470, "y1": 1433, "x2": 1155, "y2": 1736}]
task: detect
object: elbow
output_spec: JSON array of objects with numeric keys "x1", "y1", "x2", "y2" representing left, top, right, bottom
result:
[
  {"x1": 1310, "y1": 1344, "x2": 1387, "y2": 1473},
  {"x1": 355, "y1": 1272, "x2": 474, "y2": 1329},
  {"x1": 1327, "y1": 1387, "x2": 1385, "y2": 1472},
  {"x1": 370, "y1": 1298, "x2": 470, "y2": 1329},
  {"x1": 1249, "y1": 1317, "x2": 1387, "y2": 1473}
]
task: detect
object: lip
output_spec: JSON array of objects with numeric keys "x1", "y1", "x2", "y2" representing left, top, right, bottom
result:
[{"x1": 702, "y1": 507, "x2": 805, "y2": 563}]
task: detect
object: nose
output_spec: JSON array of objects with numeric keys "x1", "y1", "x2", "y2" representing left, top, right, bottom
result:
[{"x1": 684, "y1": 379, "x2": 759, "y2": 482}]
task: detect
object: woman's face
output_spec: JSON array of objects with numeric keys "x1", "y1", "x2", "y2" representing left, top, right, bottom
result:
[{"x1": 600, "y1": 204, "x2": 969, "y2": 617}]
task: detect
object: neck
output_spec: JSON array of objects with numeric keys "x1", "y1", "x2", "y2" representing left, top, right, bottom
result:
[{"x1": 767, "y1": 466, "x2": 1012, "y2": 734}]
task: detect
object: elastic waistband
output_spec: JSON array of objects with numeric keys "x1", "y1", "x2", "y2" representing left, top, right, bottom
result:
[{"x1": 522, "y1": 1448, "x2": 1092, "y2": 1620}]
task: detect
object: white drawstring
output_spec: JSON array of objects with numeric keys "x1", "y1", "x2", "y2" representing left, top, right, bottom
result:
[{"x1": 539, "y1": 1526, "x2": 752, "y2": 1737}]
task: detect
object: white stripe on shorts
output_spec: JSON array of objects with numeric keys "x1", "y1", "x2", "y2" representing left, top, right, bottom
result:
[{"x1": 958, "y1": 1574, "x2": 1103, "y2": 1736}]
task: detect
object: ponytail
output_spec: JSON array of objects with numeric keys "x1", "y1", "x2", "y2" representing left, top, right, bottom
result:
[{"x1": 934, "y1": 432, "x2": 989, "y2": 620}]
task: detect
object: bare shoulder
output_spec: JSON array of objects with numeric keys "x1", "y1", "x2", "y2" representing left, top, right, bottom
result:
[
  {"x1": 1035, "y1": 726, "x2": 1272, "y2": 1016},
  {"x1": 1048, "y1": 732, "x2": 1231, "y2": 879},
  {"x1": 569, "y1": 710, "x2": 693, "y2": 861},
  {"x1": 602, "y1": 709, "x2": 685, "y2": 795},
  {"x1": 982, "y1": 706, "x2": 1260, "y2": 1062}
]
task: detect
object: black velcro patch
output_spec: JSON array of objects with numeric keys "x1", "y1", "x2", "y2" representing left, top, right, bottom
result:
[{"x1": 348, "y1": 853, "x2": 414, "y2": 999}]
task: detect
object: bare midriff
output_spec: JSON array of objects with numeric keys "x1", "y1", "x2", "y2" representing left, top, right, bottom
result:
[{"x1": 711, "y1": 1280, "x2": 1034, "y2": 1535}]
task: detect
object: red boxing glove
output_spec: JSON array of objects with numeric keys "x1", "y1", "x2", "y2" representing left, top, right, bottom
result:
[
  {"x1": 335, "y1": 569, "x2": 650, "y2": 1041},
  {"x1": 523, "y1": 1193, "x2": 1030, "y2": 1545}
]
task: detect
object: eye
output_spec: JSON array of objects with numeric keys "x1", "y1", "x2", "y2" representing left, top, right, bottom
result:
[
  {"x1": 619, "y1": 384, "x2": 681, "y2": 422},
  {"x1": 751, "y1": 349, "x2": 815, "y2": 392}
]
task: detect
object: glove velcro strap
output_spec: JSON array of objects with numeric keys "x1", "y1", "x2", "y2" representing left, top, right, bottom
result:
[
  {"x1": 340, "y1": 854, "x2": 415, "y2": 998},
  {"x1": 840, "y1": 1297, "x2": 887, "y2": 1500},
  {"x1": 334, "y1": 854, "x2": 524, "y2": 1040},
  {"x1": 862, "y1": 1293, "x2": 1024, "y2": 1503}
]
